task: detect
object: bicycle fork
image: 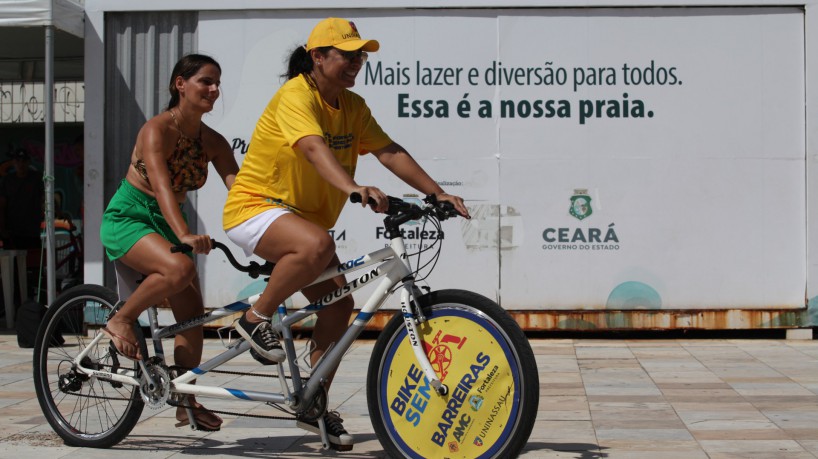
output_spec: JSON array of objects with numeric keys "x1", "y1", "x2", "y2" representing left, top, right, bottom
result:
[{"x1": 399, "y1": 283, "x2": 448, "y2": 396}]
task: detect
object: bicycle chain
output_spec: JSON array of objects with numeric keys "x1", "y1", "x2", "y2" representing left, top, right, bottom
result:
[
  {"x1": 64, "y1": 391, "x2": 132, "y2": 402},
  {"x1": 59, "y1": 364, "x2": 310, "y2": 421},
  {"x1": 95, "y1": 362, "x2": 305, "y2": 381},
  {"x1": 61, "y1": 385, "x2": 300, "y2": 421},
  {"x1": 167, "y1": 366, "x2": 309, "y2": 421},
  {"x1": 171, "y1": 365, "x2": 310, "y2": 382},
  {"x1": 167, "y1": 399, "x2": 299, "y2": 422}
]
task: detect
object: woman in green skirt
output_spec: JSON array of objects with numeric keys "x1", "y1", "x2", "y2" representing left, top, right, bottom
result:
[{"x1": 100, "y1": 54, "x2": 239, "y2": 431}]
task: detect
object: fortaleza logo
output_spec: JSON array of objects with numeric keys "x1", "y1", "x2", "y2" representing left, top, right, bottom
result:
[
  {"x1": 375, "y1": 226, "x2": 444, "y2": 240},
  {"x1": 376, "y1": 195, "x2": 444, "y2": 249},
  {"x1": 542, "y1": 189, "x2": 620, "y2": 251}
]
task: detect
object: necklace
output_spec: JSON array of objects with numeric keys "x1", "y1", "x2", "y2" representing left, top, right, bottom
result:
[{"x1": 170, "y1": 108, "x2": 202, "y2": 139}]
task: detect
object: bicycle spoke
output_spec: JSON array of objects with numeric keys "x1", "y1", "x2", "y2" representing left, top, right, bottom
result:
[{"x1": 34, "y1": 286, "x2": 145, "y2": 447}]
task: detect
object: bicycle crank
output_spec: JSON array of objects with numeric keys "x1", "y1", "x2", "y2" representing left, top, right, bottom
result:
[
  {"x1": 139, "y1": 358, "x2": 171, "y2": 409},
  {"x1": 295, "y1": 386, "x2": 328, "y2": 423}
]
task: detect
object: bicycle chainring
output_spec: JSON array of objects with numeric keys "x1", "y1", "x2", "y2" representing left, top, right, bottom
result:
[
  {"x1": 140, "y1": 359, "x2": 171, "y2": 409},
  {"x1": 296, "y1": 386, "x2": 328, "y2": 423}
]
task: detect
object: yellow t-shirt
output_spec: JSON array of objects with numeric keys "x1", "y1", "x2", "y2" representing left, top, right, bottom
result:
[{"x1": 223, "y1": 75, "x2": 393, "y2": 230}]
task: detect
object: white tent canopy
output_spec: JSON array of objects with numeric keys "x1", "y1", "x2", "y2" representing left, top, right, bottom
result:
[
  {"x1": 0, "y1": 0, "x2": 84, "y2": 307},
  {"x1": 0, "y1": 0, "x2": 83, "y2": 37}
]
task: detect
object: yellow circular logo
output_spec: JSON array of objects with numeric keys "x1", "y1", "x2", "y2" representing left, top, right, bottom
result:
[{"x1": 382, "y1": 312, "x2": 518, "y2": 458}]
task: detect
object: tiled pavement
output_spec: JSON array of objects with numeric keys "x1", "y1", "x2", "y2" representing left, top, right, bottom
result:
[{"x1": 3, "y1": 330, "x2": 818, "y2": 458}]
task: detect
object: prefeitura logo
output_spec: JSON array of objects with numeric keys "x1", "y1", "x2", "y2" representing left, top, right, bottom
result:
[{"x1": 569, "y1": 189, "x2": 592, "y2": 221}]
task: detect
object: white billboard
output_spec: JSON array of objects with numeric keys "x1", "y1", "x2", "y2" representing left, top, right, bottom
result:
[{"x1": 195, "y1": 7, "x2": 805, "y2": 311}]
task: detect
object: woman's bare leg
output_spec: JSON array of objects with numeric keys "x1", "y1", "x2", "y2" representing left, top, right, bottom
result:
[
  {"x1": 301, "y1": 263, "x2": 354, "y2": 390},
  {"x1": 249, "y1": 213, "x2": 336, "y2": 319},
  {"x1": 167, "y1": 278, "x2": 222, "y2": 429},
  {"x1": 105, "y1": 233, "x2": 197, "y2": 359}
]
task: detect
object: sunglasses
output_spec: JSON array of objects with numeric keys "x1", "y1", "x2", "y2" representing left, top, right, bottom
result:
[{"x1": 335, "y1": 48, "x2": 368, "y2": 64}]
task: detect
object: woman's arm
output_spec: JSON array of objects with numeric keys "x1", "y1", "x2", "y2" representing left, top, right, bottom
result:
[
  {"x1": 372, "y1": 142, "x2": 470, "y2": 218},
  {"x1": 295, "y1": 135, "x2": 389, "y2": 212},
  {"x1": 205, "y1": 126, "x2": 239, "y2": 190}
]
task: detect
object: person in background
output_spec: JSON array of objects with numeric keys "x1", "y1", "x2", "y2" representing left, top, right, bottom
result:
[
  {"x1": 222, "y1": 18, "x2": 469, "y2": 450},
  {"x1": 0, "y1": 148, "x2": 44, "y2": 250},
  {"x1": 100, "y1": 54, "x2": 239, "y2": 432}
]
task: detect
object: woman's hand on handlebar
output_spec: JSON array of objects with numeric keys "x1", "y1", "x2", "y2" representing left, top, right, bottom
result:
[
  {"x1": 351, "y1": 185, "x2": 389, "y2": 213},
  {"x1": 435, "y1": 192, "x2": 471, "y2": 219},
  {"x1": 179, "y1": 233, "x2": 213, "y2": 255}
]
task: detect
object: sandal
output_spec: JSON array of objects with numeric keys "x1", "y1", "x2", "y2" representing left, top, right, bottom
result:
[
  {"x1": 175, "y1": 403, "x2": 223, "y2": 432},
  {"x1": 101, "y1": 325, "x2": 142, "y2": 361}
]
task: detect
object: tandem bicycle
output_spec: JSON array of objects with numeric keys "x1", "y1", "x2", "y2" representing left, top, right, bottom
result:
[{"x1": 32, "y1": 193, "x2": 539, "y2": 458}]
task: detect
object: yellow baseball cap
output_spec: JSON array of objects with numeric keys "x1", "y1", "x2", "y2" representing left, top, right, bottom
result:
[{"x1": 306, "y1": 18, "x2": 380, "y2": 52}]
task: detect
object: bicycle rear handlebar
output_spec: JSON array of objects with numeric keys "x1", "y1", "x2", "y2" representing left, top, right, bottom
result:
[
  {"x1": 171, "y1": 240, "x2": 274, "y2": 279},
  {"x1": 169, "y1": 193, "x2": 458, "y2": 275}
]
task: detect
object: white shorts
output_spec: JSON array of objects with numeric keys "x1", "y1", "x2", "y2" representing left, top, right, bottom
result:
[{"x1": 225, "y1": 207, "x2": 291, "y2": 257}]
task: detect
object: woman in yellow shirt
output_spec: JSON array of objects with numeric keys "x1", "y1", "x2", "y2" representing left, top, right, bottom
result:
[{"x1": 223, "y1": 18, "x2": 469, "y2": 450}]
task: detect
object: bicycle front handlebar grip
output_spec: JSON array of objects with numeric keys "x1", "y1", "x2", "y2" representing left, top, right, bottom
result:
[{"x1": 349, "y1": 192, "x2": 378, "y2": 207}]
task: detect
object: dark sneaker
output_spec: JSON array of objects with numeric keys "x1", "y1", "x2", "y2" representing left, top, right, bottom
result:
[
  {"x1": 234, "y1": 314, "x2": 285, "y2": 363},
  {"x1": 296, "y1": 411, "x2": 354, "y2": 451}
]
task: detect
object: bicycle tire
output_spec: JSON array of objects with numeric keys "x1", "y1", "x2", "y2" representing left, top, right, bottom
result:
[
  {"x1": 367, "y1": 289, "x2": 539, "y2": 458},
  {"x1": 33, "y1": 284, "x2": 145, "y2": 448}
]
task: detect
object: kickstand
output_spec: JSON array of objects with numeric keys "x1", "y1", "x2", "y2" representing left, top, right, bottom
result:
[{"x1": 318, "y1": 415, "x2": 330, "y2": 450}]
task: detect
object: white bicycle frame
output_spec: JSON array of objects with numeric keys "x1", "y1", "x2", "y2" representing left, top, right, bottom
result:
[{"x1": 73, "y1": 233, "x2": 446, "y2": 414}]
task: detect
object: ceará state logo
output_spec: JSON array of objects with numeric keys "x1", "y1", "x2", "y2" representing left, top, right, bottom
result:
[
  {"x1": 542, "y1": 188, "x2": 620, "y2": 251},
  {"x1": 569, "y1": 189, "x2": 592, "y2": 221}
]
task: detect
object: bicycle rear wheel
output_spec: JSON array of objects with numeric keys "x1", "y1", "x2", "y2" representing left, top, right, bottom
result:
[
  {"x1": 33, "y1": 284, "x2": 145, "y2": 448},
  {"x1": 367, "y1": 289, "x2": 539, "y2": 458}
]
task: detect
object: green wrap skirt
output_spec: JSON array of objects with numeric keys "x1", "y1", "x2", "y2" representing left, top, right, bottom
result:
[{"x1": 100, "y1": 180, "x2": 187, "y2": 261}]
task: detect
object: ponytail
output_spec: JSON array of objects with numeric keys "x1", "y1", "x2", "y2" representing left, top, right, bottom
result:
[
  {"x1": 281, "y1": 45, "x2": 332, "y2": 82},
  {"x1": 282, "y1": 46, "x2": 312, "y2": 81}
]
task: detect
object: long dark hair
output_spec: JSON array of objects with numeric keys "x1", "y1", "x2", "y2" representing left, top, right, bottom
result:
[
  {"x1": 167, "y1": 54, "x2": 222, "y2": 110},
  {"x1": 281, "y1": 45, "x2": 332, "y2": 82}
]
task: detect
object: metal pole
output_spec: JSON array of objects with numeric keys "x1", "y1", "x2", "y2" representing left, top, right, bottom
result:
[{"x1": 44, "y1": 25, "x2": 56, "y2": 305}]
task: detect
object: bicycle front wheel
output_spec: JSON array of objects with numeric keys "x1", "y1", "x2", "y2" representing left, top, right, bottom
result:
[
  {"x1": 367, "y1": 289, "x2": 539, "y2": 458},
  {"x1": 33, "y1": 284, "x2": 145, "y2": 448}
]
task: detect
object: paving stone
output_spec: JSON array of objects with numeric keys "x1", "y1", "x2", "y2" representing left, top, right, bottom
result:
[{"x1": 3, "y1": 332, "x2": 818, "y2": 457}]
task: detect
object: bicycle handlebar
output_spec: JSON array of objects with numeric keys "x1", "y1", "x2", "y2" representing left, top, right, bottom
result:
[
  {"x1": 170, "y1": 240, "x2": 274, "y2": 279},
  {"x1": 169, "y1": 193, "x2": 458, "y2": 277},
  {"x1": 349, "y1": 192, "x2": 460, "y2": 223}
]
